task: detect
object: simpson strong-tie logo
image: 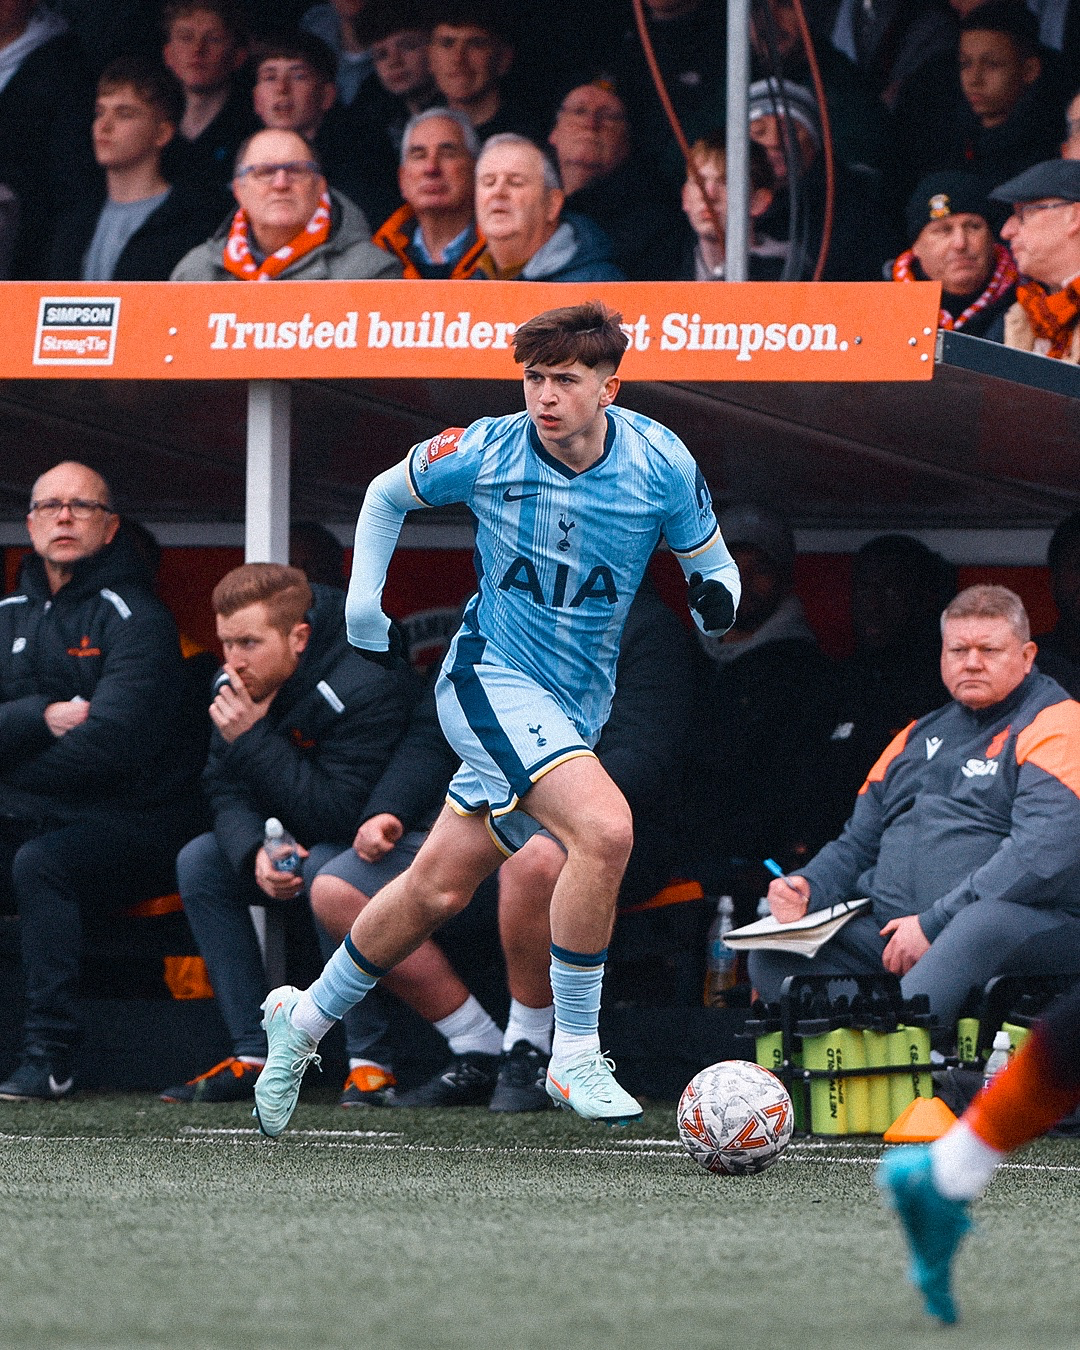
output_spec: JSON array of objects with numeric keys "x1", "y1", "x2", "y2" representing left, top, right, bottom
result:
[{"x1": 34, "y1": 298, "x2": 121, "y2": 366}]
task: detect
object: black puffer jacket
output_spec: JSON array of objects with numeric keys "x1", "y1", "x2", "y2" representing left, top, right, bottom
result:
[
  {"x1": 203, "y1": 584, "x2": 418, "y2": 871},
  {"x1": 0, "y1": 532, "x2": 195, "y2": 816}
]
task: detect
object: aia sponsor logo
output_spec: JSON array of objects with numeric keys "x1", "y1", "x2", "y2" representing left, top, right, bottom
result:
[
  {"x1": 34, "y1": 298, "x2": 120, "y2": 366},
  {"x1": 67, "y1": 636, "x2": 101, "y2": 658}
]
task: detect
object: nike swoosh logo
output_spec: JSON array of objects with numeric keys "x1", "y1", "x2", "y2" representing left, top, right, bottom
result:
[
  {"x1": 48, "y1": 1074, "x2": 73, "y2": 1096},
  {"x1": 271, "y1": 1001, "x2": 284, "y2": 1020},
  {"x1": 503, "y1": 488, "x2": 540, "y2": 502},
  {"x1": 547, "y1": 1073, "x2": 571, "y2": 1100}
]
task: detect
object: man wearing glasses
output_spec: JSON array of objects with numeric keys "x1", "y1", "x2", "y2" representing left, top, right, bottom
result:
[
  {"x1": 991, "y1": 159, "x2": 1080, "y2": 363},
  {"x1": 0, "y1": 462, "x2": 204, "y2": 1101},
  {"x1": 171, "y1": 126, "x2": 401, "y2": 280},
  {"x1": 546, "y1": 78, "x2": 684, "y2": 280}
]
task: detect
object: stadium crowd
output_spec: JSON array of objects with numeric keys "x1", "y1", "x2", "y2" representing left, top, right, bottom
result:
[
  {"x1": 1, "y1": 0, "x2": 1080, "y2": 352},
  {"x1": 2, "y1": 0, "x2": 1080, "y2": 1104}
]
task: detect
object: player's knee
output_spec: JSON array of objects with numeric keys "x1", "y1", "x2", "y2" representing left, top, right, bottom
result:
[
  {"x1": 420, "y1": 883, "x2": 473, "y2": 925},
  {"x1": 577, "y1": 803, "x2": 634, "y2": 872}
]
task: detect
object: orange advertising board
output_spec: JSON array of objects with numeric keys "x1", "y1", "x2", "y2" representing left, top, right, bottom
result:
[{"x1": 3, "y1": 280, "x2": 941, "y2": 381}]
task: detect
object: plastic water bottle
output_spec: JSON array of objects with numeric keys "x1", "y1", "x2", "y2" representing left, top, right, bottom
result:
[
  {"x1": 982, "y1": 1029, "x2": 1012, "y2": 1090},
  {"x1": 704, "y1": 895, "x2": 737, "y2": 1007},
  {"x1": 264, "y1": 817, "x2": 301, "y2": 874}
]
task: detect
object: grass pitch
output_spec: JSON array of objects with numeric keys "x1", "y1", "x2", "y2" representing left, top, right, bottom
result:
[{"x1": 0, "y1": 1094, "x2": 1077, "y2": 1350}]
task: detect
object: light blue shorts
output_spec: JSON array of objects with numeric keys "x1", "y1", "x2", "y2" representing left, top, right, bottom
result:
[{"x1": 435, "y1": 634, "x2": 596, "y2": 855}]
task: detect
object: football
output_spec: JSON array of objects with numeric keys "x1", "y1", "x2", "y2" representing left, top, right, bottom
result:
[{"x1": 677, "y1": 1060, "x2": 794, "y2": 1175}]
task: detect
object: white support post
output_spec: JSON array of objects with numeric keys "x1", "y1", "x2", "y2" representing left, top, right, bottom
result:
[
  {"x1": 245, "y1": 379, "x2": 291, "y2": 563},
  {"x1": 725, "y1": 0, "x2": 751, "y2": 282},
  {"x1": 244, "y1": 378, "x2": 292, "y2": 984}
]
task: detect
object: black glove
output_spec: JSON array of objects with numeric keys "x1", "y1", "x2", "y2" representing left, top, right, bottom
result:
[
  {"x1": 688, "y1": 573, "x2": 735, "y2": 634},
  {"x1": 354, "y1": 620, "x2": 407, "y2": 669}
]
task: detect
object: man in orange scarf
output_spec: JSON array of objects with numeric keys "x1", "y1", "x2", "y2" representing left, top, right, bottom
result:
[
  {"x1": 991, "y1": 159, "x2": 1080, "y2": 363},
  {"x1": 171, "y1": 126, "x2": 401, "y2": 280}
]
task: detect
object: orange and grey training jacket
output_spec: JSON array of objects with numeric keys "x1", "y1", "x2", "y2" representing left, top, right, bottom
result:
[
  {"x1": 798, "y1": 670, "x2": 1080, "y2": 941},
  {"x1": 372, "y1": 205, "x2": 485, "y2": 280}
]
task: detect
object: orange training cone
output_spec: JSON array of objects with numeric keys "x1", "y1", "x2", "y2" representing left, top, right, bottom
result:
[{"x1": 883, "y1": 1095, "x2": 958, "y2": 1142}]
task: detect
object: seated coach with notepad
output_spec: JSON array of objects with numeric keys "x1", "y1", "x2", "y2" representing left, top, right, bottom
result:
[{"x1": 749, "y1": 585, "x2": 1080, "y2": 1036}]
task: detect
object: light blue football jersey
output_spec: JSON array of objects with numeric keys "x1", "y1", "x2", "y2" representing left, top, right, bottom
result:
[{"x1": 407, "y1": 405, "x2": 731, "y2": 737}]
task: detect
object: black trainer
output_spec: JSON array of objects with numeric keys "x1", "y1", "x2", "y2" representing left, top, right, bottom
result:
[
  {"x1": 0, "y1": 1051, "x2": 74, "y2": 1102},
  {"x1": 160, "y1": 1056, "x2": 262, "y2": 1103},
  {"x1": 489, "y1": 1040, "x2": 554, "y2": 1113},
  {"x1": 386, "y1": 1051, "x2": 500, "y2": 1107}
]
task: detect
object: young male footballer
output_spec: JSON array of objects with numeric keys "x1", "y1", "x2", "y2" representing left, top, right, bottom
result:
[
  {"x1": 252, "y1": 299, "x2": 740, "y2": 1135},
  {"x1": 878, "y1": 983, "x2": 1080, "y2": 1324}
]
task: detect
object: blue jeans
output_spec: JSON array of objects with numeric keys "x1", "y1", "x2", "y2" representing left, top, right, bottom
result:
[{"x1": 178, "y1": 831, "x2": 359, "y2": 1058}]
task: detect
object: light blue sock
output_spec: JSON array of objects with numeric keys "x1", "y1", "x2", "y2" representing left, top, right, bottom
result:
[
  {"x1": 549, "y1": 943, "x2": 606, "y2": 1036},
  {"x1": 308, "y1": 934, "x2": 388, "y2": 1022}
]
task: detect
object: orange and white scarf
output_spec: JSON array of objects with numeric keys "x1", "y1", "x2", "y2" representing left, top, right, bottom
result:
[
  {"x1": 1015, "y1": 275, "x2": 1080, "y2": 359},
  {"x1": 222, "y1": 193, "x2": 332, "y2": 280},
  {"x1": 892, "y1": 243, "x2": 1018, "y2": 331}
]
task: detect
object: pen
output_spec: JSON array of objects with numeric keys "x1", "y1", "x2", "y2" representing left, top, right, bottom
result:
[{"x1": 763, "y1": 857, "x2": 785, "y2": 880}]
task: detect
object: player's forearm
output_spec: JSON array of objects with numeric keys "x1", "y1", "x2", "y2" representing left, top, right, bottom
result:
[
  {"x1": 345, "y1": 458, "x2": 421, "y2": 651},
  {"x1": 674, "y1": 538, "x2": 741, "y2": 635}
]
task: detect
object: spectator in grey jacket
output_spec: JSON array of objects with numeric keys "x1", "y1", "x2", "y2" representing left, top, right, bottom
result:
[
  {"x1": 171, "y1": 127, "x2": 401, "y2": 279},
  {"x1": 472, "y1": 133, "x2": 623, "y2": 281},
  {"x1": 752, "y1": 585, "x2": 1080, "y2": 1035},
  {"x1": 161, "y1": 563, "x2": 416, "y2": 1103}
]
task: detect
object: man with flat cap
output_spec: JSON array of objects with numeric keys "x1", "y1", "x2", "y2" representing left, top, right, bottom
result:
[
  {"x1": 891, "y1": 172, "x2": 1018, "y2": 340},
  {"x1": 991, "y1": 159, "x2": 1080, "y2": 362}
]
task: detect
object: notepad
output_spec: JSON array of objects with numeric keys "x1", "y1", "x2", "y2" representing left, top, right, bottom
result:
[{"x1": 722, "y1": 898, "x2": 873, "y2": 958}]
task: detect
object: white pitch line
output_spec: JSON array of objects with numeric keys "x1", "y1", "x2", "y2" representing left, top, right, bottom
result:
[
  {"x1": 0, "y1": 1132, "x2": 1078, "y2": 1173},
  {"x1": 179, "y1": 1126, "x2": 402, "y2": 1138}
]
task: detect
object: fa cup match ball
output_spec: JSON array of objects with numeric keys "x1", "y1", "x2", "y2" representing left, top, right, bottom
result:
[{"x1": 677, "y1": 1060, "x2": 793, "y2": 1175}]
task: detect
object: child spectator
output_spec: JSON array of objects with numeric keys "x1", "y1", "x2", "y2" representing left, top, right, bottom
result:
[
  {"x1": 892, "y1": 0, "x2": 1065, "y2": 202},
  {"x1": 48, "y1": 55, "x2": 228, "y2": 280},
  {"x1": 678, "y1": 132, "x2": 784, "y2": 280}
]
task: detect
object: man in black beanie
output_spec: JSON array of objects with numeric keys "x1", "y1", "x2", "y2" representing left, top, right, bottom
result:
[{"x1": 890, "y1": 171, "x2": 1017, "y2": 340}]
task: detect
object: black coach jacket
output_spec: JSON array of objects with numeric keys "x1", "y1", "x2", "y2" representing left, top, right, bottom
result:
[{"x1": 0, "y1": 533, "x2": 195, "y2": 818}]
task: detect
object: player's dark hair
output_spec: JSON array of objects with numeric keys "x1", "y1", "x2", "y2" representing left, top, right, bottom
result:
[
  {"x1": 512, "y1": 301, "x2": 628, "y2": 373},
  {"x1": 97, "y1": 55, "x2": 186, "y2": 129}
]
